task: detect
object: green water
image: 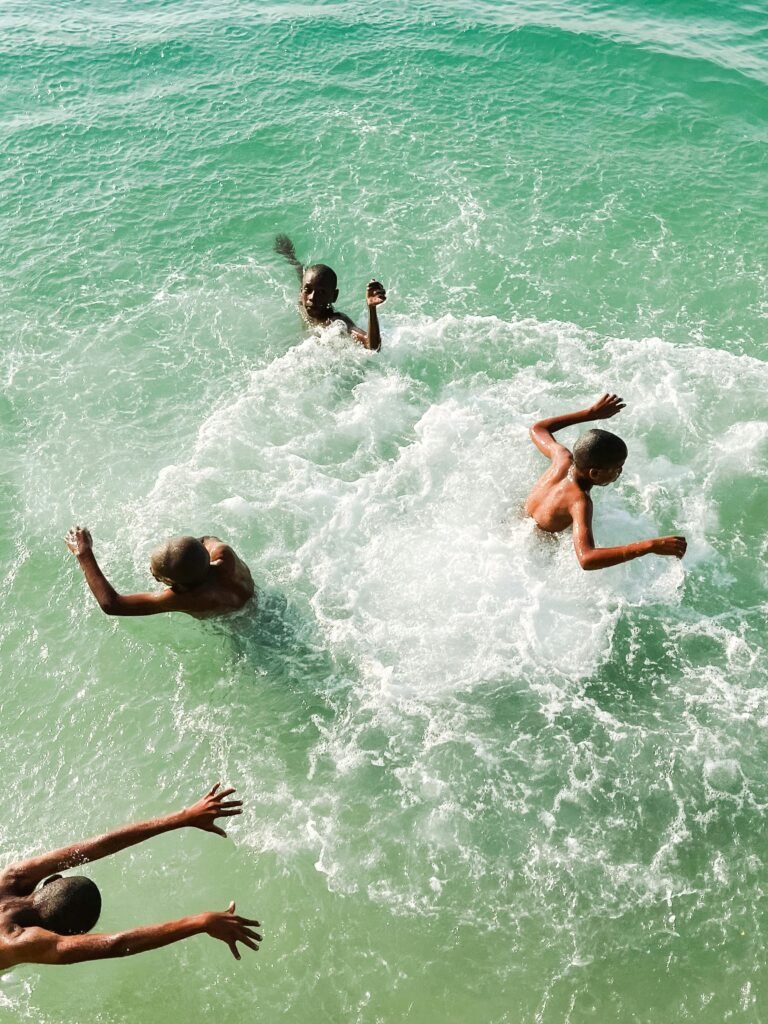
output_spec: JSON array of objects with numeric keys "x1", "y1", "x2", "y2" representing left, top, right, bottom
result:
[{"x1": 0, "y1": 1, "x2": 766, "y2": 1021}]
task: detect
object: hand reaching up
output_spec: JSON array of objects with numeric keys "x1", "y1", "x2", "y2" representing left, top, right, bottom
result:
[
  {"x1": 205, "y1": 902, "x2": 262, "y2": 960},
  {"x1": 65, "y1": 526, "x2": 94, "y2": 557},
  {"x1": 366, "y1": 280, "x2": 387, "y2": 307},
  {"x1": 183, "y1": 783, "x2": 243, "y2": 838},
  {"x1": 588, "y1": 393, "x2": 625, "y2": 420}
]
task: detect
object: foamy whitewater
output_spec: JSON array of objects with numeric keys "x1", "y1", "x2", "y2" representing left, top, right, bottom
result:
[{"x1": 0, "y1": 1, "x2": 766, "y2": 1021}]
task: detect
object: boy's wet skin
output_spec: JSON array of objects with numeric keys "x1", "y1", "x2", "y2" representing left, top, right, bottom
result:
[
  {"x1": 0, "y1": 784, "x2": 260, "y2": 968},
  {"x1": 275, "y1": 234, "x2": 386, "y2": 351},
  {"x1": 66, "y1": 528, "x2": 255, "y2": 618},
  {"x1": 525, "y1": 393, "x2": 687, "y2": 570}
]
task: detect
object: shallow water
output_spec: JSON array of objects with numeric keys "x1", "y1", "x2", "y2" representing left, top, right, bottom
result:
[{"x1": 1, "y1": 1, "x2": 767, "y2": 1020}]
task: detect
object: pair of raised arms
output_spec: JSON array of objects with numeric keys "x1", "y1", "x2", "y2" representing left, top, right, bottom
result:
[{"x1": 0, "y1": 784, "x2": 260, "y2": 966}]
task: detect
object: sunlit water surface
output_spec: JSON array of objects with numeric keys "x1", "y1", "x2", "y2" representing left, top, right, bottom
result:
[{"x1": 0, "y1": 1, "x2": 767, "y2": 1021}]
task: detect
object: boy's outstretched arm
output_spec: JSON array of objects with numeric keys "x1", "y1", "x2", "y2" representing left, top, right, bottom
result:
[
  {"x1": 529, "y1": 393, "x2": 625, "y2": 460},
  {"x1": 274, "y1": 234, "x2": 304, "y2": 284},
  {"x1": 66, "y1": 527, "x2": 189, "y2": 616},
  {"x1": 1, "y1": 784, "x2": 241, "y2": 894},
  {"x1": 11, "y1": 902, "x2": 261, "y2": 965},
  {"x1": 571, "y1": 496, "x2": 687, "y2": 571}
]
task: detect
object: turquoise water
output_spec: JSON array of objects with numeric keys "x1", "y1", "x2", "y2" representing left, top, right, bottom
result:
[{"x1": 1, "y1": 1, "x2": 767, "y2": 1020}]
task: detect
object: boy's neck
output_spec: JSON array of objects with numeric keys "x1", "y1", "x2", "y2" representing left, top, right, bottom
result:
[{"x1": 570, "y1": 465, "x2": 594, "y2": 492}]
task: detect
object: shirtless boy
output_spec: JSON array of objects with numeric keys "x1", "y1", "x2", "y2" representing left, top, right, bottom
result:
[
  {"x1": 0, "y1": 783, "x2": 260, "y2": 967},
  {"x1": 66, "y1": 528, "x2": 255, "y2": 618},
  {"x1": 525, "y1": 393, "x2": 687, "y2": 570},
  {"x1": 274, "y1": 234, "x2": 386, "y2": 351}
]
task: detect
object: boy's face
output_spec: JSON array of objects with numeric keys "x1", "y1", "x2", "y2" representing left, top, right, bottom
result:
[
  {"x1": 588, "y1": 460, "x2": 625, "y2": 486},
  {"x1": 301, "y1": 268, "x2": 338, "y2": 318}
]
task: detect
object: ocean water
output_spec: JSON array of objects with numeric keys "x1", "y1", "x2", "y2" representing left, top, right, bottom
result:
[{"x1": 0, "y1": 0, "x2": 766, "y2": 1020}]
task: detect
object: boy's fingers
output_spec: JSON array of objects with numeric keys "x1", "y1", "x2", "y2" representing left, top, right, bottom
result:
[
  {"x1": 208, "y1": 782, "x2": 221, "y2": 796},
  {"x1": 216, "y1": 787, "x2": 236, "y2": 798}
]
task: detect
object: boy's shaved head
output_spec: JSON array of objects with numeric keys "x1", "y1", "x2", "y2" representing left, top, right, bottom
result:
[
  {"x1": 150, "y1": 536, "x2": 210, "y2": 589},
  {"x1": 573, "y1": 429, "x2": 628, "y2": 470},
  {"x1": 33, "y1": 876, "x2": 101, "y2": 935}
]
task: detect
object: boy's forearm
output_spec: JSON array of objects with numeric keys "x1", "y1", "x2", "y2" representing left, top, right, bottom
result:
[
  {"x1": 76, "y1": 550, "x2": 120, "y2": 612},
  {"x1": 10, "y1": 810, "x2": 189, "y2": 886},
  {"x1": 534, "y1": 406, "x2": 597, "y2": 435},
  {"x1": 109, "y1": 914, "x2": 209, "y2": 958},
  {"x1": 577, "y1": 539, "x2": 653, "y2": 570},
  {"x1": 57, "y1": 915, "x2": 210, "y2": 964},
  {"x1": 366, "y1": 306, "x2": 381, "y2": 351}
]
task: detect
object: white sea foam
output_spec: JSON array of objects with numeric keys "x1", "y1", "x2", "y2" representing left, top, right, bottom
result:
[{"x1": 126, "y1": 314, "x2": 768, "y2": 703}]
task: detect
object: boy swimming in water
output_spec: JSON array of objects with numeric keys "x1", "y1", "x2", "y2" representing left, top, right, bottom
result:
[
  {"x1": 525, "y1": 393, "x2": 687, "y2": 570},
  {"x1": 274, "y1": 234, "x2": 386, "y2": 351},
  {"x1": 0, "y1": 783, "x2": 260, "y2": 967},
  {"x1": 65, "y1": 527, "x2": 255, "y2": 618}
]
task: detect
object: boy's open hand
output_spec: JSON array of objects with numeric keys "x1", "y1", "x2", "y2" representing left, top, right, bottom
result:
[
  {"x1": 649, "y1": 536, "x2": 687, "y2": 559},
  {"x1": 65, "y1": 526, "x2": 93, "y2": 557},
  {"x1": 184, "y1": 783, "x2": 243, "y2": 837},
  {"x1": 366, "y1": 280, "x2": 387, "y2": 307},
  {"x1": 205, "y1": 902, "x2": 262, "y2": 960},
  {"x1": 588, "y1": 394, "x2": 625, "y2": 419}
]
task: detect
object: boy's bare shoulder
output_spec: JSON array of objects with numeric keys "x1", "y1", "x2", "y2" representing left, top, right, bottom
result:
[{"x1": 550, "y1": 448, "x2": 574, "y2": 480}]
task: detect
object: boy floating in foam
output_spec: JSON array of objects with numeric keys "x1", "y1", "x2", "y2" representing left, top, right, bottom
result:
[
  {"x1": 274, "y1": 234, "x2": 386, "y2": 351},
  {"x1": 0, "y1": 783, "x2": 261, "y2": 967},
  {"x1": 525, "y1": 393, "x2": 687, "y2": 570},
  {"x1": 66, "y1": 527, "x2": 255, "y2": 618}
]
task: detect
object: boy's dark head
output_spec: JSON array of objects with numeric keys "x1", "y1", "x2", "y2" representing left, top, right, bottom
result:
[
  {"x1": 573, "y1": 429, "x2": 627, "y2": 485},
  {"x1": 32, "y1": 875, "x2": 101, "y2": 935},
  {"x1": 300, "y1": 264, "x2": 338, "y2": 319},
  {"x1": 150, "y1": 536, "x2": 210, "y2": 591}
]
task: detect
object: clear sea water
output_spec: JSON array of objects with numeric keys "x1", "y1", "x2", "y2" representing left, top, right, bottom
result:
[{"x1": 1, "y1": 1, "x2": 766, "y2": 1020}]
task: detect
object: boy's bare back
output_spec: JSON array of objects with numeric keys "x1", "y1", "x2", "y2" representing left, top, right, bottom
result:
[
  {"x1": 524, "y1": 449, "x2": 589, "y2": 533},
  {"x1": 193, "y1": 536, "x2": 255, "y2": 619}
]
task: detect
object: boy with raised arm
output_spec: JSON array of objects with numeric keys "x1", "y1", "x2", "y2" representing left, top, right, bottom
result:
[
  {"x1": 66, "y1": 528, "x2": 255, "y2": 619},
  {"x1": 274, "y1": 234, "x2": 386, "y2": 351},
  {"x1": 0, "y1": 783, "x2": 261, "y2": 967},
  {"x1": 525, "y1": 393, "x2": 687, "y2": 570}
]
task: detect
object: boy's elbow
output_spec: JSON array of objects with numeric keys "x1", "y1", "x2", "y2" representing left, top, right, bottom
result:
[
  {"x1": 97, "y1": 595, "x2": 122, "y2": 615},
  {"x1": 575, "y1": 549, "x2": 598, "y2": 571},
  {"x1": 109, "y1": 934, "x2": 135, "y2": 958}
]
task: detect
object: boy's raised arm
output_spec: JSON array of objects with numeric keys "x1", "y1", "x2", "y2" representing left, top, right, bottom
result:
[
  {"x1": 344, "y1": 280, "x2": 387, "y2": 351},
  {"x1": 571, "y1": 495, "x2": 687, "y2": 571},
  {"x1": 2, "y1": 785, "x2": 241, "y2": 894},
  {"x1": 274, "y1": 234, "x2": 304, "y2": 283},
  {"x1": 529, "y1": 393, "x2": 625, "y2": 460},
  {"x1": 66, "y1": 527, "x2": 185, "y2": 616},
  {"x1": 12, "y1": 902, "x2": 260, "y2": 965}
]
